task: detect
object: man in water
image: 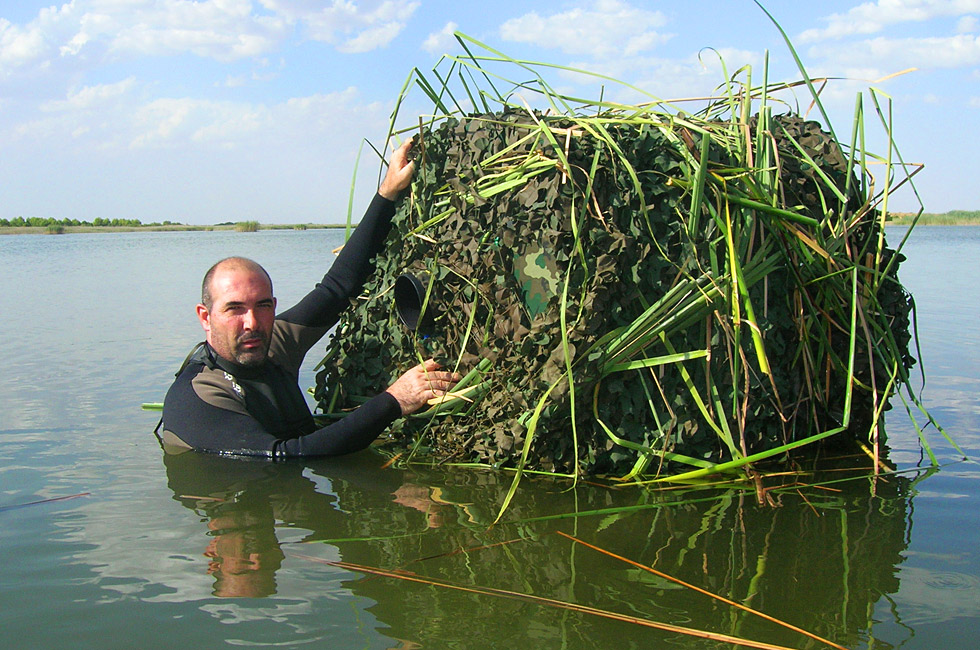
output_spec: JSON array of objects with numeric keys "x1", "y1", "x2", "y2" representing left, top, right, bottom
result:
[{"x1": 160, "y1": 139, "x2": 459, "y2": 457}]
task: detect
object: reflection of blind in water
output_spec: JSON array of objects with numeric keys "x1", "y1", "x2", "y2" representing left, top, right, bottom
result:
[{"x1": 325, "y1": 458, "x2": 915, "y2": 648}]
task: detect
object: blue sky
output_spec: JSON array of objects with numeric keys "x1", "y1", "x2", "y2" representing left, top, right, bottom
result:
[{"x1": 1, "y1": 0, "x2": 978, "y2": 224}]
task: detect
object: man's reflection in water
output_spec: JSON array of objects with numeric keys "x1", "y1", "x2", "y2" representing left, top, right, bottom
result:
[
  {"x1": 163, "y1": 449, "x2": 291, "y2": 598},
  {"x1": 203, "y1": 503, "x2": 284, "y2": 598},
  {"x1": 160, "y1": 444, "x2": 440, "y2": 599}
]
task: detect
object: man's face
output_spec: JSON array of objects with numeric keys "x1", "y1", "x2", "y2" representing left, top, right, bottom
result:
[{"x1": 197, "y1": 267, "x2": 277, "y2": 367}]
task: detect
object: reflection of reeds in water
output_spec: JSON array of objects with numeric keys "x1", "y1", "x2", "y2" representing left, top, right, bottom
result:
[
  {"x1": 298, "y1": 554, "x2": 823, "y2": 650},
  {"x1": 299, "y1": 527, "x2": 851, "y2": 650},
  {"x1": 298, "y1": 452, "x2": 917, "y2": 649},
  {"x1": 554, "y1": 530, "x2": 847, "y2": 650}
]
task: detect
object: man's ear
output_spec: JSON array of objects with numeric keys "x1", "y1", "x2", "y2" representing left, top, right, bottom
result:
[{"x1": 196, "y1": 303, "x2": 211, "y2": 335}]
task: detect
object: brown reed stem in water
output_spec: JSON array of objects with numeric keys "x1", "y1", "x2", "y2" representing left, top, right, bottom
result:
[
  {"x1": 290, "y1": 553, "x2": 803, "y2": 650},
  {"x1": 555, "y1": 530, "x2": 848, "y2": 650},
  {"x1": 0, "y1": 492, "x2": 90, "y2": 512}
]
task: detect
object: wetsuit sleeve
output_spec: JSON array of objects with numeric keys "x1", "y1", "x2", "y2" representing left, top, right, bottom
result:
[
  {"x1": 274, "y1": 393, "x2": 403, "y2": 457},
  {"x1": 278, "y1": 193, "x2": 395, "y2": 331},
  {"x1": 162, "y1": 365, "x2": 403, "y2": 458}
]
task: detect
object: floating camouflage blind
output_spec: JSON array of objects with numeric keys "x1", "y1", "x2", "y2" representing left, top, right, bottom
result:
[{"x1": 314, "y1": 43, "x2": 918, "y2": 480}]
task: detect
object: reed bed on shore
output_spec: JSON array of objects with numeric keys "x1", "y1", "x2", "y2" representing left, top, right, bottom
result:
[{"x1": 234, "y1": 220, "x2": 260, "y2": 232}]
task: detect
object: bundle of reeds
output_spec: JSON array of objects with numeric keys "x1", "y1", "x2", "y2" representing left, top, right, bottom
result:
[{"x1": 314, "y1": 31, "x2": 934, "y2": 484}]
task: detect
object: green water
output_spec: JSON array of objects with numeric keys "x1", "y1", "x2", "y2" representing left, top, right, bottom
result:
[{"x1": 0, "y1": 227, "x2": 976, "y2": 648}]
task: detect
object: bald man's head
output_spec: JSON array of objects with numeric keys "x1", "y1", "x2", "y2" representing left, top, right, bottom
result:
[
  {"x1": 197, "y1": 257, "x2": 277, "y2": 367},
  {"x1": 202, "y1": 257, "x2": 273, "y2": 310}
]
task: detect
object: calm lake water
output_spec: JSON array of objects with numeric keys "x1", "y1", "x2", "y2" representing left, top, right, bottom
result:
[{"x1": 1, "y1": 226, "x2": 977, "y2": 649}]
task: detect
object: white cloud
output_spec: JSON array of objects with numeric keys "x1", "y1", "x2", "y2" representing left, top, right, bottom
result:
[
  {"x1": 0, "y1": 3, "x2": 79, "y2": 75},
  {"x1": 499, "y1": 0, "x2": 670, "y2": 59},
  {"x1": 60, "y1": 31, "x2": 90, "y2": 57},
  {"x1": 547, "y1": 46, "x2": 762, "y2": 105},
  {"x1": 422, "y1": 22, "x2": 458, "y2": 55},
  {"x1": 0, "y1": 18, "x2": 46, "y2": 69},
  {"x1": 338, "y1": 21, "x2": 404, "y2": 53},
  {"x1": 809, "y1": 34, "x2": 980, "y2": 70},
  {"x1": 2, "y1": 78, "x2": 392, "y2": 222},
  {"x1": 284, "y1": 0, "x2": 420, "y2": 51},
  {"x1": 8, "y1": 80, "x2": 383, "y2": 155},
  {"x1": 1, "y1": 0, "x2": 288, "y2": 75},
  {"x1": 800, "y1": 0, "x2": 980, "y2": 42},
  {"x1": 218, "y1": 65, "x2": 279, "y2": 88},
  {"x1": 7, "y1": 78, "x2": 137, "y2": 143},
  {"x1": 40, "y1": 77, "x2": 137, "y2": 112},
  {"x1": 2, "y1": 0, "x2": 422, "y2": 77},
  {"x1": 957, "y1": 15, "x2": 979, "y2": 32},
  {"x1": 99, "y1": 0, "x2": 286, "y2": 62},
  {"x1": 130, "y1": 97, "x2": 197, "y2": 147},
  {"x1": 221, "y1": 74, "x2": 247, "y2": 88}
]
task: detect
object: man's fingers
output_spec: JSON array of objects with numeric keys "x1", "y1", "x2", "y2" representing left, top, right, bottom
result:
[
  {"x1": 425, "y1": 385, "x2": 478, "y2": 406},
  {"x1": 424, "y1": 372, "x2": 460, "y2": 389},
  {"x1": 416, "y1": 360, "x2": 461, "y2": 386},
  {"x1": 387, "y1": 359, "x2": 465, "y2": 415},
  {"x1": 378, "y1": 139, "x2": 417, "y2": 199}
]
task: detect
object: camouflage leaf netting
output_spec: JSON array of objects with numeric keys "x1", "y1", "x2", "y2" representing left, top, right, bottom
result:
[{"x1": 313, "y1": 106, "x2": 915, "y2": 479}]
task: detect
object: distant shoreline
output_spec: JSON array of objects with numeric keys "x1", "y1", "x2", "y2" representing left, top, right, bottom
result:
[
  {"x1": 1, "y1": 212, "x2": 978, "y2": 236},
  {"x1": 886, "y1": 212, "x2": 980, "y2": 226},
  {"x1": 0, "y1": 223, "x2": 350, "y2": 236}
]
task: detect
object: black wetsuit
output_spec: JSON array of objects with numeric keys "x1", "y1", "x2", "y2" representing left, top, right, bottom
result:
[{"x1": 160, "y1": 193, "x2": 402, "y2": 457}]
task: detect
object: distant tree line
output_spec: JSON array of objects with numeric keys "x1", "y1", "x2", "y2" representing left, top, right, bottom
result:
[{"x1": 0, "y1": 216, "x2": 180, "y2": 228}]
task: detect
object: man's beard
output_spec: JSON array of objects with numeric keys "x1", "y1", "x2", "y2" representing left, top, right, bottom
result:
[{"x1": 232, "y1": 331, "x2": 271, "y2": 367}]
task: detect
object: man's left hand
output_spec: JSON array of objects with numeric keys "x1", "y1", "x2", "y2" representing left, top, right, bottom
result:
[
  {"x1": 385, "y1": 359, "x2": 461, "y2": 415},
  {"x1": 379, "y1": 138, "x2": 416, "y2": 201}
]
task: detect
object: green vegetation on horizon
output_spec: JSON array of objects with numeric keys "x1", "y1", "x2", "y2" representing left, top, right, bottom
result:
[
  {"x1": 887, "y1": 210, "x2": 980, "y2": 225},
  {"x1": 1, "y1": 215, "x2": 174, "y2": 228},
  {"x1": 0, "y1": 215, "x2": 349, "y2": 234}
]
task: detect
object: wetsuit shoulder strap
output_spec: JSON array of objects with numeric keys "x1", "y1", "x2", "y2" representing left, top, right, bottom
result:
[
  {"x1": 155, "y1": 341, "x2": 208, "y2": 439},
  {"x1": 175, "y1": 341, "x2": 209, "y2": 377}
]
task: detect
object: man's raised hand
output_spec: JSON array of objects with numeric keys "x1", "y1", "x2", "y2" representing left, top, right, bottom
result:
[{"x1": 379, "y1": 138, "x2": 416, "y2": 201}]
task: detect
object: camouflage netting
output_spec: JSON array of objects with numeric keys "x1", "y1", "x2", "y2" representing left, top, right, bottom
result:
[{"x1": 313, "y1": 109, "x2": 914, "y2": 478}]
